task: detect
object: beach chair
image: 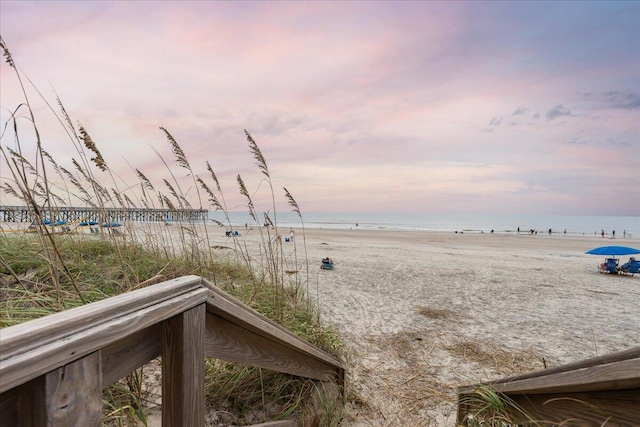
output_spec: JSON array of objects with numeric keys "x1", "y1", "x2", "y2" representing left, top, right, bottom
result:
[
  {"x1": 619, "y1": 259, "x2": 640, "y2": 276},
  {"x1": 321, "y1": 257, "x2": 334, "y2": 270},
  {"x1": 598, "y1": 258, "x2": 619, "y2": 274}
]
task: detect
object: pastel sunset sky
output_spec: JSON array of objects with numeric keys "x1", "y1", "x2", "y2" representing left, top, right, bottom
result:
[{"x1": 1, "y1": 1, "x2": 638, "y2": 215}]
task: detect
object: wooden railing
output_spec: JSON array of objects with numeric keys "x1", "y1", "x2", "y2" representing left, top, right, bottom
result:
[
  {"x1": 0, "y1": 276, "x2": 345, "y2": 426},
  {"x1": 457, "y1": 346, "x2": 640, "y2": 425}
]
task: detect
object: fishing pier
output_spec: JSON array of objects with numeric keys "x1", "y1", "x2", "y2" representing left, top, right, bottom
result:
[{"x1": 0, "y1": 206, "x2": 208, "y2": 223}]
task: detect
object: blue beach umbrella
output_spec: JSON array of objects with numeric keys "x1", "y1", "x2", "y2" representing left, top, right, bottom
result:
[{"x1": 585, "y1": 246, "x2": 640, "y2": 256}]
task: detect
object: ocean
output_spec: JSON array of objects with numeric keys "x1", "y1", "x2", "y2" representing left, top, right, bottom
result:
[{"x1": 210, "y1": 211, "x2": 640, "y2": 238}]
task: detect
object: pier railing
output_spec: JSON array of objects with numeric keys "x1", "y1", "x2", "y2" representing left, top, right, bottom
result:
[
  {"x1": 0, "y1": 275, "x2": 345, "y2": 426},
  {"x1": 0, "y1": 205, "x2": 208, "y2": 223},
  {"x1": 457, "y1": 346, "x2": 640, "y2": 425}
]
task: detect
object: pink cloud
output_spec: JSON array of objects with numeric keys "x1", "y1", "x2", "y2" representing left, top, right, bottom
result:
[{"x1": 1, "y1": 1, "x2": 638, "y2": 215}]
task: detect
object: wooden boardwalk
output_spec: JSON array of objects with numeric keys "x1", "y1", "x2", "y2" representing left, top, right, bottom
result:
[{"x1": 0, "y1": 206, "x2": 207, "y2": 223}]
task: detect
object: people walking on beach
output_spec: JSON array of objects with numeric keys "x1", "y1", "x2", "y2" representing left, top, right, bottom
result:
[
  {"x1": 289, "y1": 228, "x2": 295, "y2": 242},
  {"x1": 601, "y1": 229, "x2": 605, "y2": 238},
  {"x1": 612, "y1": 230, "x2": 615, "y2": 239}
]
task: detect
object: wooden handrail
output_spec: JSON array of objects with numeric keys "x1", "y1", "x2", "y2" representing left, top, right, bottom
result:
[
  {"x1": 0, "y1": 276, "x2": 207, "y2": 393},
  {"x1": 0, "y1": 275, "x2": 203, "y2": 359},
  {"x1": 0, "y1": 276, "x2": 344, "y2": 426},
  {"x1": 203, "y1": 279, "x2": 344, "y2": 383},
  {"x1": 457, "y1": 346, "x2": 640, "y2": 424}
]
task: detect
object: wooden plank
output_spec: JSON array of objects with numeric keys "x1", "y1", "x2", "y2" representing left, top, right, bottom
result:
[
  {"x1": 458, "y1": 355, "x2": 640, "y2": 423},
  {"x1": 458, "y1": 389, "x2": 640, "y2": 427},
  {"x1": 101, "y1": 323, "x2": 161, "y2": 387},
  {"x1": 16, "y1": 376, "x2": 46, "y2": 427},
  {"x1": 492, "y1": 346, "x2": 640, "y2": 386},
  {"x1": 491, "y1": 358, "x2": 640, "y2": 395},
  {"x1": 507, "y1": 389, "x2": 639, "y2": 425},
  {"x1": 0, "y1": 275, "x2": 203, "y2": 360},
  {"x1": 0, "y1": 288, "x2": 208, "y2": 393},
  {"x1": 18, "y1": 352, "x2": 102, "y2": 426},
  {"x1": 0, "y1": 389, "x2": 18, "y2": 426},
  {"x1": 203, "y1": 279, "x2": 343, "y2": 372},
  {"x1": 205, "y1": 312, "x2": 340, "y2": 381},
  {"x1": 162, "y1": 303, "x2": 205, "y2": 427}
]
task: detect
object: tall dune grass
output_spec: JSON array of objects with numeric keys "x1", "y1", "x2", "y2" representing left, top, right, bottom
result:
[{"x1": 0, "y1": 37, "x2": 342, "y2": 425}]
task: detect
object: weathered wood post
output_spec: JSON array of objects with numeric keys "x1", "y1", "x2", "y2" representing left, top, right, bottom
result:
[
  {"x1": 17, "y1": 352, "x2": 102, "y2": 426},
  {"x1": 162, "y1": 303, "x2": 205, "y2": 426}
]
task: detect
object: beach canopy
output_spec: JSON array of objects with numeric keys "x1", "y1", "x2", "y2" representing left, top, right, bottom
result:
[{"x1": 585, "y1": 246, "x2": 640, "y2": 256}]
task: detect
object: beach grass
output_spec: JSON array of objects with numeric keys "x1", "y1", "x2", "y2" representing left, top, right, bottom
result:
[{"x1": 0, "y1": 37, "x2": 344, "y2": 425}]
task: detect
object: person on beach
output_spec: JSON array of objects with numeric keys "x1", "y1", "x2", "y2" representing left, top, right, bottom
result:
[
  {"x1": 289, "y1": 228, "x2": 295, "y2": 242},
  {"x1": 612, "y1": 230, "x2": 615, "y2": 238},
  {"x1": 601, "y1": 229, "x2": 605, "y2": 238}
]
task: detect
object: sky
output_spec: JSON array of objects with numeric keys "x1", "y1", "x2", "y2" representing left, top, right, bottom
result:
[{"x1": 0, "y1": 1, "x2": 639, "y2": 216}]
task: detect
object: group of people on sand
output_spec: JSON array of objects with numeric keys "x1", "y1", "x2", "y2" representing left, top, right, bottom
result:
[
  {"x1": 599, "y1": 229, "x2": 628, "y2": 238},
  {"x1": 509, "y1": 227, "x2": 630, "y2": 238}
]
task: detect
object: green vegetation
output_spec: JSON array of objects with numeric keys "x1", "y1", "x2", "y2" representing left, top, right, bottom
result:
[
  {"x1": 458, "y1": 385, "x2": 540, "y2": 427},
  {"x1": 0, "y1": 36, "x2": 343, "y2": 425}
]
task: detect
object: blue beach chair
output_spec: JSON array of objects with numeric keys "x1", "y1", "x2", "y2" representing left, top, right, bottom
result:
[
  {"x1": 620, "y1": 258, "x2": 640, "y2": 276},
  {"x1": 598, "y1": 258, "x2": 619, "y2": 274}
]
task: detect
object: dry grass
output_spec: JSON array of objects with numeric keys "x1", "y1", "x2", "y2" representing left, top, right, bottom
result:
[
  {"x1": 447, "y1": 340, "x2": 545, "y2": 376},
  {"x1": 339, "y1": 317, "x2": 547, "y2": 424}
]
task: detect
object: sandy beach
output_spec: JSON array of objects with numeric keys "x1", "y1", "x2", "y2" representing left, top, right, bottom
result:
[
  {"x1": 3, "y1": 221, "x2": 639, "y2": 425},
  {"x1": 245, "y1": 227, "x2": 640, "y2": 425}
]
